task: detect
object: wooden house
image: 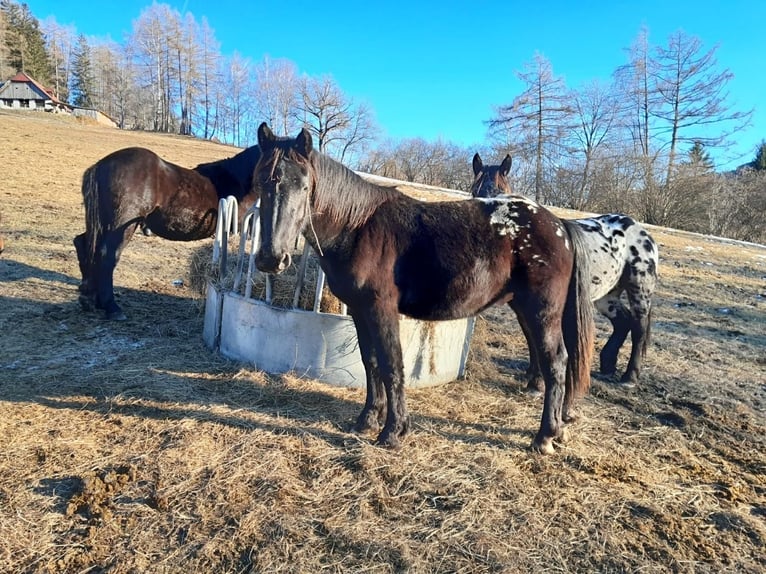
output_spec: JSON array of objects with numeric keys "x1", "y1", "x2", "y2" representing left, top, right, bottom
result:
[{"x1": 0, "y1": 72, "x2": 70, "y2": 112}]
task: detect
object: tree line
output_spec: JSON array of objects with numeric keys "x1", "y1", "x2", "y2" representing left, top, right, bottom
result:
[{"x1": 1, "y1": 0, "x2": 764, "y2": 242}]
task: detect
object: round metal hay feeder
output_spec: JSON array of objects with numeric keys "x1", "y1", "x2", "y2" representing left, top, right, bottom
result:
[{"x1": 203, "y1": 200, "x2": 474, "y2": 388}]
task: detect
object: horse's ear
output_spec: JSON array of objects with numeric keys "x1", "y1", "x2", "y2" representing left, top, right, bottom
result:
[
  {"x1": 257, "y1": 122, "x2": 276, "y2": 148},
  {"x1": 472, "y1": 153, "x2": 483, "y2": 176},
  {"x1": 295, "y1": 127, "x2": 313, "y2": 157},
  {"x1": 500, "y1": 154, "x2": 513, "y2": 176}
]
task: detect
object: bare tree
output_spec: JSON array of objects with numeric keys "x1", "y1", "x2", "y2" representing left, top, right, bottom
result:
[
  {"x1": 296, "y1": 74, "x2": 378, "y2": 163},
  {"x1": 253, "y1": 55, "x2": 300, "y2": 136},
  {"x1": 130, "y1": 3, "x2": 181, "y2": 132},
  {"x1": 335, "y1": 100, "x2": 379, "y2": 167},
  {"x1": 488, "y1": 52, "x2": 573, "y2": 202},
  {"x1": 221, "y1": 52, "x2": 254, "y2": 146},
  {"x1": 40, "y1": 16, "x2": 75, "y2": 102},
  {"x1": 362, "y1": 137, "x2": 473, "y2": 190},
  {"x1": 651, "y1": 30, "x2": 752, "y2": 185},
  {"x1": 295, "y1": 75, "x2": 351, "y2": 154},
  {"x1": 195, "y1": 17, "x2": 221, "y2": 139},
  {"x1": 567, "y1": 80, "x2": 619, "y2": 209}
]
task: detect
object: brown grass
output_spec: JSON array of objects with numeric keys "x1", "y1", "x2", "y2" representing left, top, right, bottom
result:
[{"x1": 1, "y1": 110, "x2": 765, "y2": 573}]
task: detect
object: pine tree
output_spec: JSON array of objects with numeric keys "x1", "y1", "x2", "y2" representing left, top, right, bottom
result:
[
  {"x1": 70, "y1": 34, "x2": 94, "y2": 107},
  {"x1": 1, "y1": 0, "x2": 51, "y2": 83},
  {"x1": 686, "y1": 141, "x2": 714, "y2": 171},
  {"x1": 751, "y1": 141, "x2": 766, "y2": 171}
]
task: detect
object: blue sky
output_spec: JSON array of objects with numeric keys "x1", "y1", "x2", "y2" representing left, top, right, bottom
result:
[{"x1": 25, "y1": 0, "x2": 764, "y2": 170}]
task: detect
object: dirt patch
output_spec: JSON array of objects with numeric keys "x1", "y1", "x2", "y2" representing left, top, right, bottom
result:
[{"x1": 1, "y1": 110, "x2": 765, "y2": 573}]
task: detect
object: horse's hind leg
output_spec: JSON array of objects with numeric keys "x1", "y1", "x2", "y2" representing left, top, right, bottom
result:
[
  {"x1": 513, "y1": 301, "x2": 568, "y2": 455},
  {"x1": 74, "y1": 232, "x2": 97, "y2": 311},
  {"x1": 620, "y1": 284, "x2": 654, "y2": 386},
  {"x1": 95, "y1": 224, "x2": 138, "y2": 321},
  {"x1": 595, "y1": 294, "x2": 631, "y2": 377}
]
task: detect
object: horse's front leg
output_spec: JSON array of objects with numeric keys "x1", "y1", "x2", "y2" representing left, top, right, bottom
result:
[
  {"x1": 74, "y1": 232, "x2": 97, "y2": 311},
  {"x1": 363, "y1": 305, "x2": 410, "y2": 449},
  {"x1": 350, "y1": 311, "x2": 386, "y2": 434},
  {"x1": 514, "y1": 309, "x2": 544, "y2": 394}
]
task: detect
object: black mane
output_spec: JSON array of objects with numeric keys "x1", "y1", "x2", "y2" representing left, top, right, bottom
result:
[{"x1": 310, "y1": 151, "x2": 399, "y2": 229}]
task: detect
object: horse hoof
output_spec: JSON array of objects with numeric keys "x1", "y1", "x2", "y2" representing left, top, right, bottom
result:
[
  {"x1": 563, "y1": 409, "x2": 579, "y2": 424},
  {"x1": 617, "y1": 375, "x2": 637, "y2": 388},
  {"x1": 530, "y1": 437, "x2": 555, "y2": 455},
  {"x1": 375, "y1": 433, "x2": 401, "y2": 450},
  {"x1": 554, "y1": 427, "x2": 571, "y2": 444},
  {"x1": 105, "y1": 310, "x2": 128, "y2": 321},
  {"x1": 351, "y1": 421, "x2": 380, "y2": 435},
  {"x1": 78, "y1": 294, "x2": 96, "y2": 312},
  {"x1": 525, "y1": 384, "x2": 543, "y2": 397}
]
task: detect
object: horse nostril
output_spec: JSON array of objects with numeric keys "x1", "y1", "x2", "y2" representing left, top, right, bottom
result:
[{"x1": 279, "y1": 252, "x2": 292, "y2": 271}]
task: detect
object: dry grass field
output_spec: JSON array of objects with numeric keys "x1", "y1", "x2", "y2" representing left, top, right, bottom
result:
[{"x1": 0, "y1": 110, "x2": 764, "y2": 573}]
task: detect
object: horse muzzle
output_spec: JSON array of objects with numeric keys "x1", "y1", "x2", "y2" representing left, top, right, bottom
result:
[{"x1": 255, "y1": 250, "x2": 292, "y2": 274}]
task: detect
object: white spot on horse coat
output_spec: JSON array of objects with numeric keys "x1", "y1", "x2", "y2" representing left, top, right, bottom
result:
[
  {"x1": 488, "y1": 202, "x2": 522, "y2": 237},
  {"x1": 482, "y1": 197, "x2": 538, "y2": 238}
]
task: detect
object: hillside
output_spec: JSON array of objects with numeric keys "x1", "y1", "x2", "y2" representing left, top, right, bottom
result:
[{"x1": 0, "y1": 110, "x2": 764, "y2": 573}]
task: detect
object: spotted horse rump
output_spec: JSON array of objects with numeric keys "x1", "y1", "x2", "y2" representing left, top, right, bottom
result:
[{"x1": 471, "y1": 153, "x2": 658, "y2": 387}]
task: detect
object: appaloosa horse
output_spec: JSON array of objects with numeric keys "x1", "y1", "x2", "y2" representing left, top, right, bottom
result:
[
  {"x1": 74, "y1": 145, "x2": 261, "y2": 320},
  {"x1": 252, "y1": 123, "x2": 595, "y2": 454},
  {"x1": 471, "y1": 153, "x2": 658, "y2": 387}
]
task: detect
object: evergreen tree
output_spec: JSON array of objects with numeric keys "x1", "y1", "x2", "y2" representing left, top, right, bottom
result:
[
  {"x1": 0, "y1": 0, "x2": 51, "y2": 83},
  {"x1": 751, "y1": 141, "x2": 766, "y2": 171},
  {"x1": 70, "y1": 34, "x2": 94, "y2": 107},
  {"x1": 686, "y1": 140, "x2": 714, "y2": 171}
]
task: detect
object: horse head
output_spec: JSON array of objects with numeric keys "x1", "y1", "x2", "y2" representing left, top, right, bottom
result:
[
  {"x1": 253, "y1": 122, "x2": 315, "y2": 274},
  {"x1": 470, "y1": 153, "x2": 513, "y2": 198}
]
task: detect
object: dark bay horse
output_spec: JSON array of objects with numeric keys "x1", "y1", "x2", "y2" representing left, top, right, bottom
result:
[
  {"x1": 252, "y1": 123, "x2": 595, "y2": 454},
  {"x1": 74, "y1": 144, "x2": 261, "y2": 320},
  {"x1": 471, "y1": 153, "x2": 658, "y2": 387}
]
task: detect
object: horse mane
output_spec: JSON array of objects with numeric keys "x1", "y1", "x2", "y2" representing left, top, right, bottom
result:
[{"x1": 308, "y1": 151, "x2": 398, "y2": 229}]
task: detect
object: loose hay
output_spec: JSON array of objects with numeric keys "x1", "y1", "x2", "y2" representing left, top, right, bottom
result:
[
  {"x1": 189, "y1": 238, "x2": 344, "y2": 313},
  {"x1": 1, "y1": 110, "x2": 765, "y2": 574}
]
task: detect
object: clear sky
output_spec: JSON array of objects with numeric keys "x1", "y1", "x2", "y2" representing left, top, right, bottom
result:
[{"x1": 24, "y1": 0, "x2": 764, "y2": 170}]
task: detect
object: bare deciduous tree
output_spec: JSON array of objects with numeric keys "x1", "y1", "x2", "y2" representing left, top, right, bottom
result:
[
  {"x1": 40, "y1": 16, "x2": 75, "y2": 102},
  {"x1": 651, "y1": 30, "x2": 752, "y2": 185},
  {"x1": 253, "y1": 55, "x2": 300, "y2": 137},
  {"x1": 488, "y1": 52, "x2": 573, "y2": 202},
  {"x1": 296, "y1": 74, "x2": 378, "y2": 163}
]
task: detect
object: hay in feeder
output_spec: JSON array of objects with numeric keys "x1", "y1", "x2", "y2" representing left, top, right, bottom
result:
[
  {"x1": 189, "y1": 239, "x2": 344, "y2": 314},
  {"x1": 245, "y1": 249, "x2": 345, "y2": 314}
]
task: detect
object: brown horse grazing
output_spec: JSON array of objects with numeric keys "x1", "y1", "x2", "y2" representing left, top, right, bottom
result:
[
  {"x1": 252, "y1": 123, "x2": 595, "y2": 454},
  {"x1": 471, "y1": 153, "x2": 658, "y2": 387},
  {"x1": 74, "y1": 145, "x2": 261, "y2": 320}
]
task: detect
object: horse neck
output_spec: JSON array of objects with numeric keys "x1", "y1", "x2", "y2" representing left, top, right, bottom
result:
[
  {"x1": 194, "y1": 146, "x2": 261, "y2": 201},
  {"x1": 311, "y1": 153, "x2": 398, "y2": 234}
]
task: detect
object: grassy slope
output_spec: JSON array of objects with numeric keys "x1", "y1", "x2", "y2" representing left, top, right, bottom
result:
[{"x1": 0, "y1": 110, "x2": 764, "y2": 574}]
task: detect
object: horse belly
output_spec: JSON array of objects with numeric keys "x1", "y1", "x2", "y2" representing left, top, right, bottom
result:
[
  {"x1": 144, "y1": 207, "x2": 217, "y2": 240},
  {"x1": 397, "y1": 258, "x2": 506, "y2": 321}
]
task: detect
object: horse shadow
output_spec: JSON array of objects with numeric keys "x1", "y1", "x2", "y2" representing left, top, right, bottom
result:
[
  {"x1": 0, "y1": 273, "x2": 534, "y2": 452},
  {"x1": 0, "y1": 257, "x2": 80, "y2": 286}
]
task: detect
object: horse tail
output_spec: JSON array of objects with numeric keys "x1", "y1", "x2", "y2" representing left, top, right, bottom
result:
[
  {"x1": 641, "y1": 306, "x2": 653, "y2": 357},
  {"x1": 561, "y1": 219, "x2": 596, "y2": 409},
  {"x1": 81, "y1": 163, "x2": 101, "y2": 264}
]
